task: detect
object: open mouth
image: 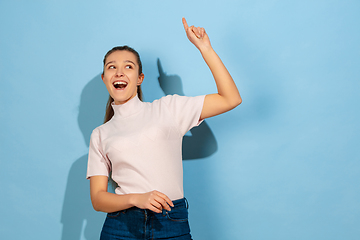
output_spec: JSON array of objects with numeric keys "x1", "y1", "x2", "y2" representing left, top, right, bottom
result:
[{"x1": 113, "y1": 81, "x2": 128, "y2": 90}]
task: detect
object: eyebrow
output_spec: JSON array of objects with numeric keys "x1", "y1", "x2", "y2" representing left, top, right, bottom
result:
[
  {"x1": 105, "y1": 61, "x2": 115, "y2": 67},
  {"x1": 125, "y1": 60, "x2": 136, "y2": 66},
  {"x1": 105, "y1": 60, "x2": 136, "y2": 67}
]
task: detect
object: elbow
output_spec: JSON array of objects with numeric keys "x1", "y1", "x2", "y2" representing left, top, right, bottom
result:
[
  {"x1": 91, "y1": 195, "x2": 106, "y2": 212},
  {"x1": 92, "y1": 202, "x2": 109, "y2": 213},
  {"x1": 93, "y1": 206, "x2": 101, "y2": 212},
  {"x1": 230, "y1": 96, "x2": 242, "y2": 109},
  {"x1": 91, "y1": 201, "x2": 102, "y2": 212},
  {"x1": 236, "y1": 97, "x2": 242, "y2": 106}
]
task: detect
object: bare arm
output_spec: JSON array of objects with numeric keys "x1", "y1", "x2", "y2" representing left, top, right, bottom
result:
[
  {"x1": 90, "y1": 176, "x2": 173, "y2": 213},
  {"x1": 182, "y1": 18, "x2": 242, "y2": 120}
]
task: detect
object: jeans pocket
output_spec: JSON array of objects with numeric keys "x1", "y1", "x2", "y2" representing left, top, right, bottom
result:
[{"x1": 166, "y1": 207, "x2": 188, "y2": 222}]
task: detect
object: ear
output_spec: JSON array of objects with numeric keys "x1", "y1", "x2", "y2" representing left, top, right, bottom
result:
[
  {"x1": 137, "y1": 73, "x2": 144, "y2": 86},
  {"x1": 101, "y1": 74, "x2": 104, "y2": 82}
]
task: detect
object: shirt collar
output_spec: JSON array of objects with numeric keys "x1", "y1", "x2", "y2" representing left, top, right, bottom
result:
[{"x1": 111, "y1": 95, "x2": 144, "y2": 118}]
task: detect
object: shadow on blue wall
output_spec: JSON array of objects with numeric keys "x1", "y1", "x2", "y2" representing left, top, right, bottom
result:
[
  {"x1": 60, "y1": 73, "x2": 108, "y2": 240},
  {"x1": 157, "y1": 59, "x2": 218, "y2": 159},
  {"x1": 61, "y1": 59, "x2": 217, "y2": 239}
]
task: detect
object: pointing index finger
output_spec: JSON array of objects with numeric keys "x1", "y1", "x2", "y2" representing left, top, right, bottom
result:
[{"x1": 182, "y1": 17, "x2": 189, "y2": 31}]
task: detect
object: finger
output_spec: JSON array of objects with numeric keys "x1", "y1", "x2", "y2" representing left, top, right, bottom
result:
[
  {"x1": 153, "y1": 190, "x2": 174, "y2": 207},
  {"x1": 154, "y1": 195, "x2": 171, "y2": 211},
  {"x1": 155, "y1": 192, "x2": 174, "y2": 209},
  {"x1": 191, "y1": 26, "x2": 201, "y2": 39},
  {"x1": 182, "y1": 17, "x2": 189, "y2": 31},
  {"x1": 150, "y1": 199, "x2": 163, "y2": 210},
  {"x1": 197, "y1": 27, "x2": 202, "y2": 38},
  {"x1": 164, "y1": 195, "x2": 174, "y2": 208},
  {"x1": 200, "y1": 28, "x2": 205, "y2": 38},
  {"x1": 149, "y1": 204, "x2": 162, "y2": 213}
]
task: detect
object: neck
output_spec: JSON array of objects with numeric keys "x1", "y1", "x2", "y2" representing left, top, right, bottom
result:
[{"x1": 111, "y1": 94, "x2": 143, "y2": 118}]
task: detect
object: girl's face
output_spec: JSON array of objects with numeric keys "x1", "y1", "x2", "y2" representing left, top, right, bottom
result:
[{"x1": 102, "y1": 50, "x2": 144, "y2": 105}]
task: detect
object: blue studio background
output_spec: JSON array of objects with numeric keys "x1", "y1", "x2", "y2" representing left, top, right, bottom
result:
[{"x1": 1, "y1": 0, "x2": 359, "y2": 239}]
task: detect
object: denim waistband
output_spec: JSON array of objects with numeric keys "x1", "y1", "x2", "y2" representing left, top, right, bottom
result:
[
  {"x1": 171, "y1": 197, "x2": 188, "y2": 209},
  {"x1": 121, "y1": 197, "x2": 188, "y2": 215}
]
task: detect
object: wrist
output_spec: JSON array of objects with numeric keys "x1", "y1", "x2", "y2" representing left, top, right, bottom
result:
[
  {"x1": 200, "y1": 46, "x2": 216, "y2": 60},
  {"x1": 198, "y1": 44, "x2": 213, "y2": 54},
  {"x1": 127, "y1": 194, "x2": 138, "y2": 208}
]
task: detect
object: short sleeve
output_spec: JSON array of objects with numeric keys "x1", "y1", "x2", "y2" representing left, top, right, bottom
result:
[
  {"x1": 86, "y1": 128, "x2": 111, "y2": 179},
  {"x1": 162, "y1": 94, "x2": 205, "y2": 136}
]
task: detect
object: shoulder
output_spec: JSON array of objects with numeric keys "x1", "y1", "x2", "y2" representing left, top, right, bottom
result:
[
  {"x1": 149, "y1": 94, "x2": 205, "y2": 117},
  {"x1": 153, "y1": 94, "x2": 179, "y2": 103},
  {"x1": 90, "y1": 120, "x2": 112, "y2": 137},
  {"x1": 147, "y1": 95, "x2": 186, "y2": 111},
  {"x1": 145, "y1": 94, "x2": 178, "y2": 108},
  {"x1": 154, "y1": 94, "x2": 203, "y2": 106}
]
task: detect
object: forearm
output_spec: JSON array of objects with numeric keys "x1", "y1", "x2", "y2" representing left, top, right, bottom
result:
[
  {"x1": 200, "y1": 46, "x2": 242, "y2": 107},
  {"x1": 90, "y1": 176, "x2": 173, "y2": 213},
  {"x1": 91, "y1": 190, "x2": 137, "y2": 213}
]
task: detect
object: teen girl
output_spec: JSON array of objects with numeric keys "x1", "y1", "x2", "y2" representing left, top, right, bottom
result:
[{"x1": 87, "y1": 18, "x2": 242, "y2": 239}]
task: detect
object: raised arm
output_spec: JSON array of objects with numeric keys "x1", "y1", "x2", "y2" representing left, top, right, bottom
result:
[{"x1": 182, "y1": 18, "x2": 242, "y2": 120}]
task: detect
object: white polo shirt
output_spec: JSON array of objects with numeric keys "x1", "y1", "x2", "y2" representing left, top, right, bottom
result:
[{"x1": 87, "y1": 94, "x2": 205, "y2": 200}]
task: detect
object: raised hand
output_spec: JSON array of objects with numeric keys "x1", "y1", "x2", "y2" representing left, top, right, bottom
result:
[
  {"x1": 182, "y1": 17, "x2": 211, "y2": 51},
  {"x1": 181, "y1": 18, "x2": 242, "y2": 120}
]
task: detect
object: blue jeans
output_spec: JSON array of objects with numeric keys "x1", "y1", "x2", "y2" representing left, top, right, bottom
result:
[{"x1": 100, "y1": 198, "x2": 192, "y2": 240}]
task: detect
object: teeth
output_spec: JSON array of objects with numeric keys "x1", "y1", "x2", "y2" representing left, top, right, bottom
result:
[
  {"x1": 113, "y1": 81, "x2": 127, "y2": 85},
  {"x1": 113, "y1": 81, "x2": 128, "y2": 89}
]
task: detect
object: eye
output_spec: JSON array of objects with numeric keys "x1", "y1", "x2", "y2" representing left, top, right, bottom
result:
[
  {"x1": 125, "y1": 65, "x2": 133, "y2": 69},
  {"x1": 108, "y1": 65, "x2": 116, "y2": 69}
]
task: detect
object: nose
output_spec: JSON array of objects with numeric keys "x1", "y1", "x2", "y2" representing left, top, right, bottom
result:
[{"x1": 115, "y1": 69, "x2": 124, "y2": 77}]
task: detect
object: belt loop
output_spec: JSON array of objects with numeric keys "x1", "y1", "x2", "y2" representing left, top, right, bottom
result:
[
  {"x1": 184, "y1": 197, "x2": 189, "y2": 209},
  {"x1": 144, "y1": 208, "x2": 148, "y2": 220}
]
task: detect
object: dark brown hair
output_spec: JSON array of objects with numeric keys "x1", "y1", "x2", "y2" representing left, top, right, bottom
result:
[{"x1": 102, "y1": 46, "x2": 143, "y2": 123}]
